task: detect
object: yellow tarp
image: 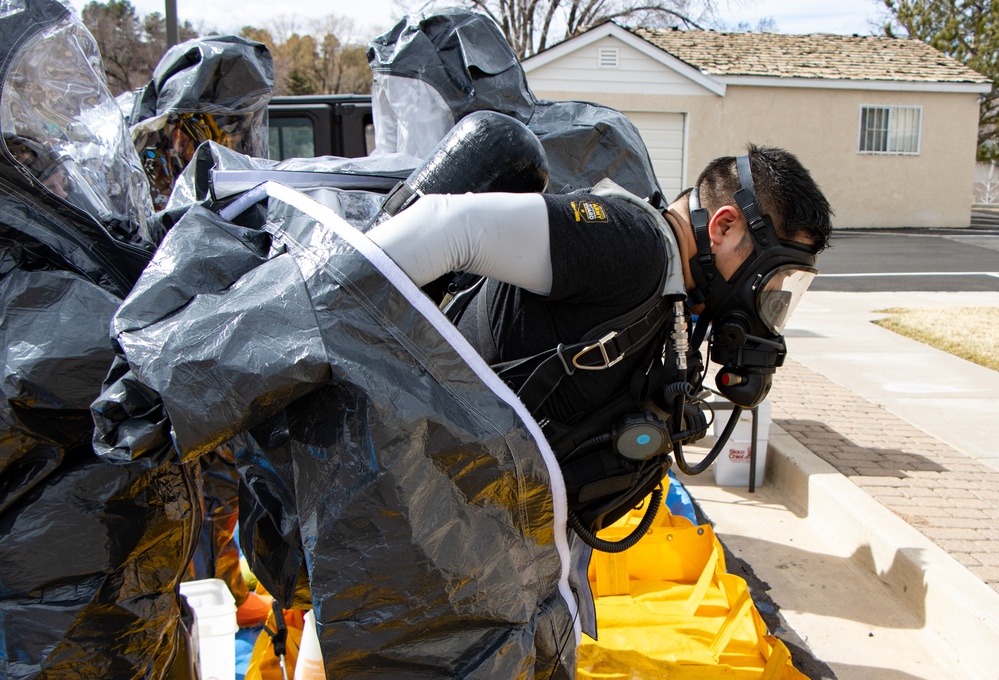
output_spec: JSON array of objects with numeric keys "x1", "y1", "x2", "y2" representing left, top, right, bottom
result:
[{"x1": 580, "y1": 498, "x2": 806, "y2": 679}]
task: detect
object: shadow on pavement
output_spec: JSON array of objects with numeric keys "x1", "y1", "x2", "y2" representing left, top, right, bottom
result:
[
  {"x1": 827, "y1": 663, "x2": 929, "y2": 680},
  {"x1": 716, "y1": 538, "x2": 838, "y2": 679},
  {"x1": 777, "y1": 419, "x2": 947, "y2": 478}
]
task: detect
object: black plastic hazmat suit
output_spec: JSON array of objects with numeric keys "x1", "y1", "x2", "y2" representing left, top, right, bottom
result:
[
  {"x1": 91, "y1": 175, "x2": 581, "y2": 677},
  {"x1": 368, "y1": 8, "x2": 662, "y2": 199},
  {"x1": 120, "y1": 33, "x2": 276, "y2": 610},
  {"x1": 0, "y1": 1, "x2": 200, "y2": 677},
  {"x1": 120, "y1": 34, "x2": 273, "y2": 213}
]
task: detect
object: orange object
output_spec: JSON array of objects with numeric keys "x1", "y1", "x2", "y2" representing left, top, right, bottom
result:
[
  {"x1": 237, "y1": 590, "x2": 275, "y2": 629},
  {"x1": 244, "y1": 607, "x2": 307, "y2": 680}
]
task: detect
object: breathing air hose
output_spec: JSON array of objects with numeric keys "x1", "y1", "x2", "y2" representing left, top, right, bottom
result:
[
  {"x1": 569, "y1": 484, "x2": 664, "y2": 553},
  {"x1": 370, "y1": 109, "x2": 549, "y2": 225},
  {"x1": 671, "y1": 394, "x2": 743, "y2": 476}
]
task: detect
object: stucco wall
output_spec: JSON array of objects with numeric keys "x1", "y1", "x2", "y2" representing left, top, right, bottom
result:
[
  {"x1": 531, "y1": 85, "x2": 981, "y2": 229},
  {"x1": 707, "y1": 87, "x2": 979, "y2": 229},
  {"x1": 526, "y1": 33, "x2": 983, "y2": 229}
]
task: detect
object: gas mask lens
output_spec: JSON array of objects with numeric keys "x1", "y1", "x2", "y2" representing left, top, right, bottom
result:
[{"x1": 755, "y1": 264, "x2": 818, "y2": 334}]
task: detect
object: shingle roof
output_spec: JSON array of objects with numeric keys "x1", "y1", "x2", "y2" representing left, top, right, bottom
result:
[{"x1": 629, "y1": 26, "x2": 990, "y2": 84}]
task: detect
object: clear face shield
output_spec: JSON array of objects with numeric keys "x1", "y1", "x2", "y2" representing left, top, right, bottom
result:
[
  {"x1": 0, "y1": 10, "x2": 152, "y2": 236},
  {"x1": 754, "y1": 263, "x2": 818, "y2": 335}
]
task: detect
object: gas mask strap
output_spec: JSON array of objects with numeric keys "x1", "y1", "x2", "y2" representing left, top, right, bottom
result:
[
  {"x1": 689, "y1": 313, "x2": 711, "y2": 358},
  {"x1": 734, "y1": 154, "x2": 772, "y2": 247},
  {"x1": 687, "y1": 184, "x2": 714, "y2": 307}
]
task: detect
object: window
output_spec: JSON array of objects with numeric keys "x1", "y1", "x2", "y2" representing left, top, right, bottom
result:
[
  {"x1": 859, "y1": 105, "x2": 922, "y2": 155},
  {"x1": 598, "y1": 47, "x2": 619, "y2": 68},
  {"x1": 269, "y1": 117, "x2": 315, "y2": 160}
]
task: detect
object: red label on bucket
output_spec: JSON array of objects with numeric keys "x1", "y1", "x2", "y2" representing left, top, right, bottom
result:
[{"x1": 728, "y1": 446, "x2": 752, "y2": 462}]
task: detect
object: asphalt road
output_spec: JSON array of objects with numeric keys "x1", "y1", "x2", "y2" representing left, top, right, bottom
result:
[{"x1": 810, "y1": 228, "x2": 999, "y2": 292}]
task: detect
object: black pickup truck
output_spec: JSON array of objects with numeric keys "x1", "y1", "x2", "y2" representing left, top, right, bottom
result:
[{"x1": 267, "y1": 94, "x2": 374, "y2": 161}]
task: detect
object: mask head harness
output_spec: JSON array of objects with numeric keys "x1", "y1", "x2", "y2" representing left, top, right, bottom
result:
[{"x1": 687, "y1": 154, "x2": 818, "y2": 408}]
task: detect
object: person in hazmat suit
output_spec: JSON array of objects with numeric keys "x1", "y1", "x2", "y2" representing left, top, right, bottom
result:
[
  {"x1": 89, "y1": 127, "x2": 832, "y2": 680},
  {"x1": 0, "y1": 1, "x2": 201, "y2": 677},
  {"x1": 121, "y1": 33, "x2": 277, "y2": 628},
  {"x1": 121, "y1": 34, "x2": 272, "y2": 213}
]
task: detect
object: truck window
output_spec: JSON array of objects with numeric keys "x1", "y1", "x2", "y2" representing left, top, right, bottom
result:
[
  {"x1": 270, "y1": 116, "x2": 316, "y2": 160},
  {"x1": 267, "y1": 97, "x2": 372, "y2": 160}
]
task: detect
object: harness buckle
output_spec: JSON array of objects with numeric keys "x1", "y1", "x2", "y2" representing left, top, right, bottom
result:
[
  {"x1": 572, "y1": 332, "x2": 623, "y2": 371},
  {"x1": 556, "y1": 343, "x2": 576, "y2": 376}
]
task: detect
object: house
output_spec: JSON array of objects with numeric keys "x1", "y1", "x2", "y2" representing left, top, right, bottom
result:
[{"x1": 522, "y1": 23, "x2": 992, "y2": 228}]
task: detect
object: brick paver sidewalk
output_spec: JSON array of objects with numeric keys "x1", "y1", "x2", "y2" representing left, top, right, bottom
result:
[{"x1": 768, "y1": 358, "x2": 999, "y2": 594}]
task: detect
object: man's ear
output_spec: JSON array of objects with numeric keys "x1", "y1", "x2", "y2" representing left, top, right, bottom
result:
[{"x1": 707, "y1": 204, "x2": 743, "y2": 245}]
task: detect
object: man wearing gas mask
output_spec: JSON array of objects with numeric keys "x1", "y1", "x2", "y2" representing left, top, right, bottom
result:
[
  {"x1": 367, "y1": 142, "x2": 832, "y2": 549},
  {"x1": 87, "y1": 116, "x2": 831, "y2": 673}
]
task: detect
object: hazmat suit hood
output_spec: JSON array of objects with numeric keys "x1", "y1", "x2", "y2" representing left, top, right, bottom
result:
[
  {"x1": 0, "y1": 2, "x2": 200, "y2": 677},
  {"x1": 528, "y1": 99, "x2": 663, "y2": 199},
  {"x1": 366, "y1": 7, "x2": 661, "y2": 199},
  {"x1": 127, "y1": 34, "x2": 273, "y2": 121},
  {"x1": 0, "y1": 0, "x2": 155, "y2": 258},
  {"x1": 121, "y1": 34, "x2": 274, "y2": 211},
  {"x1": 367, "y1": 7, "x2": 536, "y2": 157}
]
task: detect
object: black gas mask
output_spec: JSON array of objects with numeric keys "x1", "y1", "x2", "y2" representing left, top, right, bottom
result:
[{"x1": 687, "y1": 155, "x2": 817, "y2": 408}]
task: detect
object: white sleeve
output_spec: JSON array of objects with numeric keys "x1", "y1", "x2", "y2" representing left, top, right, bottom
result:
[{"x1": 366, "y1": 192, "x2": 553, "y2": 295}]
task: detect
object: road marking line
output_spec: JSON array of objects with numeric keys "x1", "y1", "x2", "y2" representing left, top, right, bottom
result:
[{"x1": 821, "y1": 272, "x2": 999, "y2": 278}]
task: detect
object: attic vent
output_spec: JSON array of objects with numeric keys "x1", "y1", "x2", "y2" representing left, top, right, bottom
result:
[{"x1": 598, "y1": 47, "x2": 619, "y2": 68}]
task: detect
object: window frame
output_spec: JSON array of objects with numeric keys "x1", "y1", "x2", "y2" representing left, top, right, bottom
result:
[{"x1": 858, "y1": 105, "x2": 923, "y2": 156}]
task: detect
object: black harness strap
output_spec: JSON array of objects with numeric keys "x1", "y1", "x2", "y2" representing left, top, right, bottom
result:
[{"x1": 495, "y1": 294, "x2": 677, "y2": 415}]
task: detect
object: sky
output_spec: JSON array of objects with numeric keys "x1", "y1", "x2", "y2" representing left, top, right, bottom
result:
[{"x1": 66, "y1": 0, "x2": 886, "y2": 42}]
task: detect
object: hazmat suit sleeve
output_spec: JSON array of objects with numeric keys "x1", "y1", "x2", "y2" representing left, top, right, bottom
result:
[
  {"x1": 1, "y1": 267, "x2": 119, "y2": 502},
  {"x1": 92, "y1": 204, "x2": 332, "y2": 463},
  {"x1": 366, "y1": 191, "x2": 553, "y2": 294}
]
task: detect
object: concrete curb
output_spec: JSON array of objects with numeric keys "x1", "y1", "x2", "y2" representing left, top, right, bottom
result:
[{"x1": 768, "y1": 425, "x2": 999, "y2": 677}]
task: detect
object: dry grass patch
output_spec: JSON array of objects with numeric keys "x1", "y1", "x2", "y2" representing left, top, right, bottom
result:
[{"x1": 873, "y1": 306, "x2": 999, "y2": 372}]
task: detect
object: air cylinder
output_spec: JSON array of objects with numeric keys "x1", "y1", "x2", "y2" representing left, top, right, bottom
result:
[{"x1": 372, "y1": 109, "x2": 549, "y2": 223}]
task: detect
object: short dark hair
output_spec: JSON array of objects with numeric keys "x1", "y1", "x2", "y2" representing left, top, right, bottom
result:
[{"x1": 696, "y1": 144, "x2": 833, "y2": 253}]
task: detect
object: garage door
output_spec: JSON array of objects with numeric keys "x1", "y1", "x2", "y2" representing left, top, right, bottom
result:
[{"x1": 624, "y1": 111, "x2": 685, "y2": 202}]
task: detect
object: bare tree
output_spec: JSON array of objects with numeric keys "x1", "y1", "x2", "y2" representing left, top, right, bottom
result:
[
  {"x1": 242, "y1": 15, "x2": 373, "y2": 96},
  {"x1": 267, "y1": 14, "x2": 309, "y2": 45},
  {"x1": 311, "y1": 16, "x2": 369, "y2": 94},
  {"x1": 458, "y1": 0, "x2": 724, "y2": 58},
  {"x1": 974, "y1": 160, "x2": 999, "y2": 203},
  {"x1": 82, "y1": 0, "x2": 200, "y2": 94},
  {"x1": 82, "y1": 0, "x2": 151, "y2": 93},
  {"x1": 881, "y1": 0, "x2": 999, "y2": 161},
  {"x1": 143, "y1": 12, "x2": 200, "y2": 65}
]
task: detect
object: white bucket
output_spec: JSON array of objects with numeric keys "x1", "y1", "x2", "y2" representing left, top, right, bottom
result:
[
  {"x1": 179, "y1": 578, "x2": 237, "y2": 680},
  {"x1": 712, "y1": 399, "x2": 772, "y2": 487}
]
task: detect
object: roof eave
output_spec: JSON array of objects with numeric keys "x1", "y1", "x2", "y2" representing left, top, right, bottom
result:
[{"x1": 718, "y1": 74, "x2": 993, "y2": 94}]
